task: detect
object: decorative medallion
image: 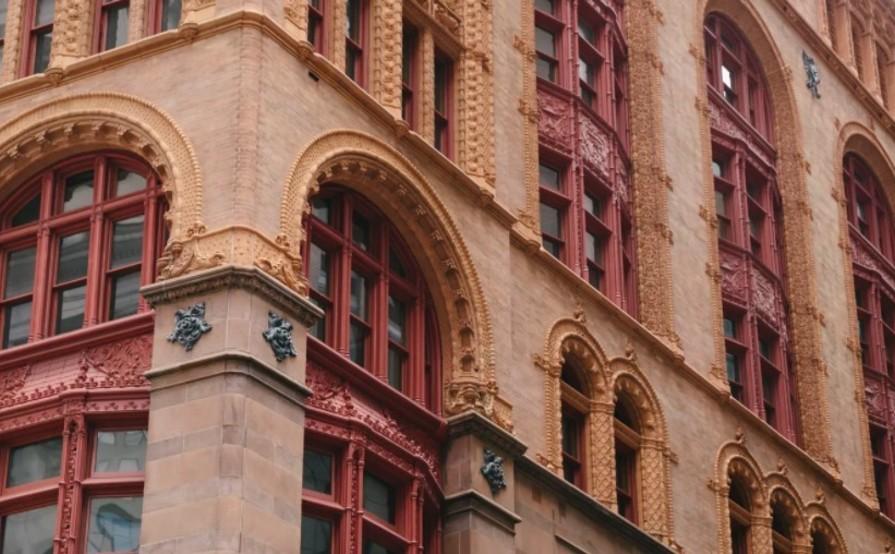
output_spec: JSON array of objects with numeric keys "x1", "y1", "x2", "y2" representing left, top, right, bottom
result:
[
  {"x1": 167, "y1": 302, "x2": 212, "y2": 351},
  {"x1": 803, "y1": 51, "x2": 821, "y2": 99},
  {"x1": 262, "y1": 311, "x2": 297, "y2": 362},
  {"x1": 480, "y1": 448, "x2": 507, "y2": 494}
]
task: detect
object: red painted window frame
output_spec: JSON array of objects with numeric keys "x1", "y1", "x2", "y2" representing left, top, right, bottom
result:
[
  {"x1": 344, "y1": 0, "x2": 366, "y2": 86},
  {"x1": 535, "y1": 0, "x2": 635, "y2": 316},
  {"x1": 434, "y1": 49, "x2": 454, "y2": 158},
  {"x1": 844, "y1": 152, "x2": 895, "y2": 519},
  {"x1": 728, "y1": 479, "x2": 752, "y2": 554},
  {"x1": 0, "y1": 0, "x2": 7, "y2": 73},
  {"x1": 0, "y1": 152, "x2": 164, "y2": 351},
  {"x1": 307, "y1": 0, "x2": 325, "y2": 52},
  {"x1": 303, "y1": 187, "x2": 441, "y2": 412},
  {"x1": 20, "y1": 0, "x2": 53, "y2": 76},
  {"x1": 401, "y1": 22, "x2": 418, "y2": 128},
  {"x1": 145, "y1": 0, "x2": 180, "y2": 35},
  {"x1": 93, "y1": 0, "x2": 129, "y2": 53},
  {"x1": 559, "y1": 362, "x2": 588, "y2": 488}
]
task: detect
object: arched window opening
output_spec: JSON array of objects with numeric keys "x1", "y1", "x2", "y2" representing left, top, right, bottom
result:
[
  {"x1": 560, "y1": 359, "x2": 588, "y2": 488},
  {"x1": 843, "y1": 152, "x2": 895, "y2": 519},
  {"x1": 614, "y1": 394, "x2": 640, "y2": 524},
  {"x1": 809, "y1": 521, "x2": 837, "y2": 554},
  {"x1": 0, "y1": 152, "x2": 165, "y2": 350},
  {"x1": 728, "y1": 477, "x2": 752, "y2": 554},
  {"x1": 706, "y1": 14, "x2": 797, "y2": 439},
  {"x1": 303, "y1": 187, "x2": 441, "y2": 413},
  {"x1": 770, "y1": 496, "x2": 795, "y2": 554}
]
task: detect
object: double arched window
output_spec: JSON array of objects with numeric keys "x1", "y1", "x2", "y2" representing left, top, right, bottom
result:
[
  {"x1": 843, "y1": 152, "x2": 895, "y2": 518},
  {"x1": 0, "y1": 152, "x2": 165, "y2": 350},
  {"x1": 303, "y1": 187, "x2": 441, "y2": 412},
  {"x1": 706, "y1": 14, "x2": 797, "y2": 439}
]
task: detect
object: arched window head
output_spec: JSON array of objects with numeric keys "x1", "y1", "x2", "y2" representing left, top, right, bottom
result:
[
  {"x1": 614, "y1": 393, "x2": 640, "y2": 524},
  {"x1": 844, "y1": 153, "x2": 895, "y2": 262},
  {"x1": 728, "y1": 476, "x2": 752, "y2": 554},
  {"x1": 303, "y1": 187, "x2": 441, "y2": 412},
  {"x1": 704, "y1": 14, "x2": 772, "y2": 139},
  {"x1": 0, "y1": 152, "x2": 165, "y2": 349},
  {"x1": 559, "y1": 358, "x2": 589, "y2": 488}
]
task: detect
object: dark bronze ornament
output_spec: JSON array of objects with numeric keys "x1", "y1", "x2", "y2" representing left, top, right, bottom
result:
[
  {"x1": 480, "y1": 448, "x2": 507, "y2": 494},
  {"x1": 167, "y1": 302, "x2": 212, "y2": 351},
  {"x1": 262, "y1": 311, "x2": 297, "y2": 362},
  {"x1": 803, "y1": 51, "x2": 821, "y2": 99}
]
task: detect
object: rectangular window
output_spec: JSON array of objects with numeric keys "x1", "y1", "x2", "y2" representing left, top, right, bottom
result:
[
  {"x1": 363, "y1": 472, "x2": 396, "y2": 524},
  {"x1": 97, "y1": 0, "x2": 129, "y2": 52},
  {"x1": 303, "y1": 449, "x2": 333, "y2": 494},
  {"x1": 308, "y1": 0, "x2": 323, "y2": 51},
  {"x1": 434, "y1": 50, "x2": 453, "y2": 157},
  {"x1": 108, "y1": 215, "x2": 144, "y2": 320},
  {"x1": 7, "y1": 437, "x2": 62, "y2": 487},
  {"x1": 85, "y1": 496, "x2": 142, "y2": 553},
  {"x1": 401, "y1": 24, "x2": 417, "y2": 127},
  {"x1": 345, "y1": 0, "x2": 364, "y2": 83},
  {"x1": 535, "y1": 25, "x2": 558, "y2": 82},
  {"x1": 723, "y1": 310, "x2": 746, "y2": 402},
  {"x1": 539, "y1": 160, "x2": 569, "y2": 260},
  {"x1": 615, "y1": 440, "x2": 636, "y2": 522},
  {"x1": 55, "y1": 231, "x2": 90, "y2": 334},
  {"x1": 26, "y1": 0, "x2": 54, "y2": 75},
  {"x1": 387, "y1": 295, "x2": 407, "y2": 391},
  {"x1": 1, "y1": 505, "x2": 56, "y2": 554},
  {"x1": 561, "y1": 408, "x2": 583, "y2": 486},
  {"x1": 94, "y1": 430, "x2": 147, "y2": 474},
  {"x1": 539, "y1": 202, "x2": 563, "y2": 258},
  {"x1": 349, "y1": 271, "x2": 370, "y2": 367},
  {"x1": 308, "y1": 242, "x2": 331, "y2": 341},
  {"x1": 301, "y1": 515, "x2": 332, "y2": 554},
  {"x1": 2, "y1": 246, "x2": 36, "y2": 348}
]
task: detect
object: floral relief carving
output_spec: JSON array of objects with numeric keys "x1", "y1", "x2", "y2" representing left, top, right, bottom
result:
[
  {"x1": 578, "y1": 114, "x2": 611, "y2": 179},
  {"x1": 864, "y1": 378, "x2": 886, "y2": 421},
  {"x1": 752, "y1": 269, "x2": 782, "y2": 328},
  {"x1": 720, "y1": 250, "x2": 748, "y2": 299},
  {"x1": 537, "y1": 93, "x2": 573, "y2": 154}
]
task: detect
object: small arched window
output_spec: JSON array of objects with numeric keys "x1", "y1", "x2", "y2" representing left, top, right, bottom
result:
[
  {"x1": 303, "y1": 187, "x2": 441, "y2": 412},
  {"x1": 560, "y1": 360, "x2": 588, "y2": 488},
  {"x1": 728, "y1": 477, "x2": 752, "y2": 554},
  {"x1": 770, "y1": 495, "x2": 795, "y2": 554},
  {"x1": 613, "y1": 395, "x2": 640, "y2": 524},
  {"x1": 0, "y1": 152, "x2": 165, "y2": 349},
  {"x1": 810, "y1": 521, "x2": 837, "y2": 554}
]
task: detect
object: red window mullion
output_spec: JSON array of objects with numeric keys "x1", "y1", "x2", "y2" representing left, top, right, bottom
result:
[
  {"x1": 83, "y1": 160, "x2": 106, "y2": 327},
  {"x1": 29, "y1": 175, "x2": 54, "y2": 341}
]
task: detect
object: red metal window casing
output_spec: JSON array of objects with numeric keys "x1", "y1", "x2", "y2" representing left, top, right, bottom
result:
[
  {"x1": 93, "y1": 0, "x2": 129, "y2": 53},
  {"x1": 534, "y1": 0, "x2": 635, "y2": 316},
  {"x1": 20, "y1": 0, "x2": 53, "y2": 76},
  {"x1": 844, "y1": 152, "x2": 895, "y2": 518},
  {"x1": 308, "y1": 0, "x2": 325, "y2": 52},
  {"x1": 434, "y1": 49, "x2": 454, "y2": 159},
  {"x1": 401, "y1": 22, "x2": 418, "y2": 128},
  {"x1": 344, "y1": 0, "x2": 366, "y2": 86},
  {"x1": 705, "y1": 14, "x2": 798, "y2": 441},
  {"x1": 146, "y1": 0, "x2": 181, "y2": 35}
]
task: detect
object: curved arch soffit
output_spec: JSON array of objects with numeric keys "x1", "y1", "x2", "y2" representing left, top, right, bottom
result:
[
  {"x1": 715, "y1": 441, "x2": 769, "y2": 510},
  {"x1": 608, "y1": 357, "x2": 667, "y2": 440},
  {"x1": 838, "y1": 121, "x2": 895, "y2": 213},
  {"x1": 537, "y1": 316, "x2": 609, "y2": 398},
  {"x1": 0, "y1": 93, "x2": 203, "y2": 241},
  {"x1": 279, "y1": 130, "x2": 500, "y2": 420}
]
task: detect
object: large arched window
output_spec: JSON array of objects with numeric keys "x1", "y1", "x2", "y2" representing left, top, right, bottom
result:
[
  {"x1": 0, "y1": 152, "x2": 164, "y2": 350},
  {"x1": 534, "y1": 0, "x2": 636, "y2": 315},
  {"x1": 705, "y1": 14, "x2": 797, "y2": 439},
  {"x1": 303, "y1": 187, "x2": 441, "y2": 410},
  {"x1": 843, "y1": 152, "x2": 895, "y2": 519}
]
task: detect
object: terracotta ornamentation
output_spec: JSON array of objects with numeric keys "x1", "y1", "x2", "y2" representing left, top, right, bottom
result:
[
  {"x1": 262, "y1": 311, "x2": 298, "y2": 362},
  {"x1": 803, "y1": 50, "x2": 822, "y2": 98},
  {"x1": 167, "y1": 302, "x2": 212, "y2": 351}
]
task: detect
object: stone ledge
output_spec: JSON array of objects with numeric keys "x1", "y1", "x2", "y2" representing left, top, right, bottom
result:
[
  {"x1": 141, "y1": 265, "x2": 323, "y2": 327},
  {"x1": 443, "y1": 489, "x2": 522, "y2": 535},
  {"x1": 446, "y1": 410, "x2": 527, "y2": 457},
  {"x1": 146, "y1": 350, "x2": 312, "y2": 406}
]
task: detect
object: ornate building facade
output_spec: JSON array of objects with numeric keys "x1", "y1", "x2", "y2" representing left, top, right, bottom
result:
[{"x1": 0, "y1": 0, "x2": 889, "y2": 551}]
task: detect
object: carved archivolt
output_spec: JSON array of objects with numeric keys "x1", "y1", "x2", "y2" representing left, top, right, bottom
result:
[
  {"x1": 834, "y1": 122, "x2": 895, "y2": 506},
  {"x1": 279, "y1": 129, "x2": 510, "y2": 430},
  {"x1": 713, "y1": 440, "x2": 850, "y2": 554},
  {"x1": 0, "y1": 92, "x2": 204, "y2": 247},
  {"x1": 535, "y1": 314, "x2": 674, "y2": 543},
  {"x1": 695, "y1": 0, "x2": 833, "y2": 464}
]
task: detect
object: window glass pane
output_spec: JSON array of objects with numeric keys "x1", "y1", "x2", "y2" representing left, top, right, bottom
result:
[
  {"x1": 534, "y1": 0, "x2": 553, "y2": 13},
  {"x1": 352, "y1": 212, "x2": 370, "y2": 251},
  {"x1": 86, "y1": 496, "x2": 142, "y2": 554},
  {"x1": 539, "y1": 164, "x2": 560, "y2": 190},
  {"x1": 34, "y1": 0, "x2": 53, "y2": 26},
  {"x1": 160, "y1": 0, "x2": 180, "y2": 31},
  {"x1": 311, "y1": 198, "x2": 333, "y2": 225},
  {"x1": 349, "y1": 321, "x2": 367, "y2": 365},
  {"x1": 362, "y1": 541, "x2": 396, "y2": 554},
  {"x1": 62, "y1": 171, "x2": 94, "y2": 212},
  {"x1": 1, "y1": 505, "x2": 56, "y2": 554},
  {"x1": 114, "y1": 169, "x2": 146, "y2": 197},
  {"x1": 578, "y1": 20, "x2": 596, "y2": 44},
  {"x1": 104, "y1": 4, "x2": 128, "y2": 50},
  {"x1": 33, "y1": 30, "x2": 51, "y2": 73},
  {"x1": 95, "y1": 430, "x2": 147, "y2": 473},
  {"x1": 301, "y1": 516, "x2": 332, "y2": 554},
  {"x1": 578, "y1": 58, "x2": 594, "y2": 85},
  {"x1": 7, "y1": 437, "x2": 62, "y2": 487},
  {"x1": 536, "y1": 57, "x2": 556, "y2": 81},
  {"x1": 309, "y1": 244, "x2": 329, "y2": 295},
  {"x1": 11, "y1": 194, "x2": 41, "y2": 227},
  {"x1": 56, "y1": 284, "x2": 86, "y2": 333},
  {"x1": 350, "y1": 271, "x2": 367, "y2": 319},
  {"x1": 723, "y1": 317, "x2": 736, "y2": 338},
  {"x1": 389, "y1": 250, "x2": 407, "y2": 279},
  {"x1": 585, "y1": 232, "x2": 601, "y2": 263},
  {"x1": 584, "y1": 192, "x2": 600, "y2": 217},
  {"x1": 110, "y1": 270, "x2": 141, "y2": 320},
  {"x1": 535, "y1": 27, "x2": 555, "y2": 56},
  {"x1": 111, "y1": 216, "x2": 144, "y2": 268},
  {"x1": 4, "y1": 301, "x2": 31, "y2": 348},
  {"x1": 387, "y1": 296, "x2": 406, "y2": 345},
  {"x1": 57, "y1": 232, "x2": 89, "y2": 283},
  {"x1": 0, "y1": 0, "x2": 7, "y2": 36},
  {"x1": 539, "y1": 203, "x2": 561, "y2": 237},
  {"x1": 346, "y1": 0, "x2": 360, "y2": 41},
  {"x1": 303, "y1": 450, "x2": 332, "y2": 494},
  {"x1": 725, "y1": 352, "x2": 739, "y2": 382},
  {"x1": 387, "y1": 347, "x2": 404, "y2": 390},
  {"x1": 5, "y1": 247, "x2": 35, "y2": 298},
  {"x1": 435, "y1": 57, "x2": 450, "y2": 114},
  {"x1": 712, "y1": 160, "x2": 723, "y2": 178},
  {"x1": 363, "y1": 472, "x2": 395, "y2": 523}
]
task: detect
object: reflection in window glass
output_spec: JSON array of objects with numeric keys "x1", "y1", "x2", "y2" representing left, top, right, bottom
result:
[
  {"x1": 350, "y1": 272, "x2": 367, "y2": 318},
  {"x1": 57, "y1": 232, "x2": 89, "y2": 283},
  {"x1": 86, "y1": 496, "x2": 142, "y2": 554},
  {"x1": 4, "y1": 300, "x2": 32, "y2": 347},
  {"x1": 56, "y1": 284, "x2": 86, "y2": 333},
  {"x1": 301, "y1": 516, "x2": 332, "y2": 554},
  {"x1": 5, "y1": 247, "x2": 35, "y2": 298},
  {"x1": 7, "y1": 437, "x2": 62, "y2": 487},
  {"x1": 363, "y1": 472, "x2": 395, "y2": 524},
  {"x1": 303, "y1": 450, "x2": 332, "y2": 494},
  {"x1": 160, "y1": 0, "x2": 181, "y2": 31},
  {"x1": 309, "y1": 244, "x2": 330, "y2": 295},
  {"x1": 111, "y1": 216, "x2": 144, "y2": 268},
  {"x1": 114, "y1": 169, "x2": 146, "y2": 197},
  {"x1": 11, "y1": 195, "x2": 41, "y2": 227},
  {"x1": 110, "y1": 271, "x2": 141, "y2": 320},
  {"x1": 1, "y1": 505, "x2": 56, "y2": 554},
  {"x1": 95, "y1": 430, "x2": 147, "y2": 473},
  {"x1": 63, "y1": 171, "x2": 94, "y2": 212},
  {"x1": 103, "y1": 4, "x2": 129, "y2": 50}
]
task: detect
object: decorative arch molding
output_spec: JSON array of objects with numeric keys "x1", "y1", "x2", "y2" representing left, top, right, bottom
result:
[
  {"x1": 805, "y1": 502, "x2": 850, "y2": 554},
  {"x1": 535, "y1": 314, "x2": 674, "y2": 544},
  {"x1": 278, "y1": 129, "x2": 510, "y2": 430},
  {"x1": 695, "y1": 0, "x2": 834, "y2": 464},
  {"x1": 833, "y1": 121, "x2": 895, "y2": 505},
  {"x1": 765, "y1": 472, "x2": 810, "y2": 549}
]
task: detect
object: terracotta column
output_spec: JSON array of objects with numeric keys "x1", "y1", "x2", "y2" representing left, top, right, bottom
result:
[{"x1": 138, "y1": 266, "x2": 321, "y2": 554}]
